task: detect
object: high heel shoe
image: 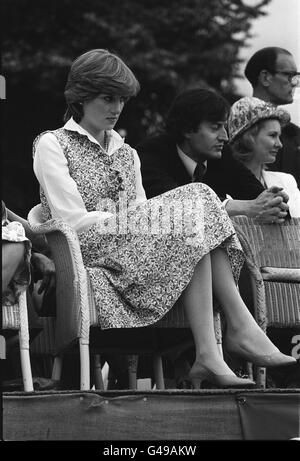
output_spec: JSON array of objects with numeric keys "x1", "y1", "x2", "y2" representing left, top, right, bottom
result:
[
  {"x1": 174, "y1": 356, "x2": 193, "y2": 389},
  {"x1": 225, "y1": 338, "x2": 297, "y2": 367},
  {"x1": 189, "y1": 364, "x2": 255, "y2": 389},
  {"x1": 176, "y1": 376, "x2": 194, "y2": 389}
]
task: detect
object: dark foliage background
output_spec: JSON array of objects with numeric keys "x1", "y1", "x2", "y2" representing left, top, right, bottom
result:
[{"x1": 1, "y1": 0, "x2": 271, "y2": 216}]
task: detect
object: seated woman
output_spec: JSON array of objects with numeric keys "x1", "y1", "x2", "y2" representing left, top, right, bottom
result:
[
  {"x1": 33, "y1": 49, "x2": 295, "y2": 389},
  {"x1": 2, "y1": 201, "x2": 55, "y2": 384},
  {"x1": 228, "y1": 97, "x2": 300, "y2": 388},
  {"x1": 228, "y1": 96, "x2": 300, "y2": 218},
  {"x1": 2, "y1": 202, "x2": 56, "y2": 304},
  {"x1": 2, "y1": 200, "x2": 32, "y2": 302}
]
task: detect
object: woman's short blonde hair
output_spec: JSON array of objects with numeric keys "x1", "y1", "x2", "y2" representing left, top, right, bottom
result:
[
  {"x1": 231, "y1": 122, "x2": 261, "y2": 163},
  {"x1": 64, "y1": 49, "x2": 140, "y2": 122}
]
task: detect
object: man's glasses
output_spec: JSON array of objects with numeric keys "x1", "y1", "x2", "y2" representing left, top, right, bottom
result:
[{"x1": 270, "y1": 70, "x2": 300, "y2": 86}]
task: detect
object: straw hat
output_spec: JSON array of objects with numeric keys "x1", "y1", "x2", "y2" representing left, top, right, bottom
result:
[{"x1": 228, "y1": 96, "x2": 290, "y2": 142}]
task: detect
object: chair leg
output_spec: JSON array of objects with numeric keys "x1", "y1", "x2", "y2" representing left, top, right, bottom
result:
[
  {"x1": 153, "y1": 354, "x2": 165, "y2": 389},
  {"x1": 246, "y1": 362, "x2": 254, "y2": 381},
  {"x1": 80, "y1": 341, "x2": 90, "y2": 390},
  {"x1": 93, "y1": 354, "x2": 104, "y2": 390},
  {"x1": 249, "y1": 272, "x2": 266, "y2": 389},
  {"x1": 18, "y1": 291, "x2": 34, "y2": 392},
  {"x1": 0, "y1": 335, "x2": 5, "y2": 360},
  {"x1": 128, "y1": 354, "x2": 138, "y2": 389},
  {"x1": 19, "y1": 335, "x2": 34, "y2": 392},
  {"x1": 51, "y1": 355, "x2": 63, "y2": 382},
  {"x1": 214, "y1": 313, "x2": 224, "y2": 359},
  {"x1": 107, "y1": 367, "x2": 117, "y2": 390},
  {"x1": 255, "y1": 366, "x2": 266, "y2": 389}
]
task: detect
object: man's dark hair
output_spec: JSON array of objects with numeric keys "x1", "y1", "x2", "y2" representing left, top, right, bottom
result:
[
  {"x1": 244, "y1": 47, "x2": 292, "y2": 88},
  {"x1": 165, "y1": 88, "x2": 229, "y2": 144}
]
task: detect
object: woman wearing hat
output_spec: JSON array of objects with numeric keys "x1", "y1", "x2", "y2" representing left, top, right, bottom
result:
[{"x1": 228, "y1": 97, "x2": 300, "y2": 217}]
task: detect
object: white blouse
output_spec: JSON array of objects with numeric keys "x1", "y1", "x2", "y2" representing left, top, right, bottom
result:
[
  {"x1": 261, "y1": 170, "x2": 300, "y2": 218},
  {"x1": 33, "y1": 118, "x2": 147, "y2": 233}
]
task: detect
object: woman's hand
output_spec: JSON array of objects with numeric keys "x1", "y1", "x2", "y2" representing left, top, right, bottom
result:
[
  {"x1": 267, "y1": 186, "x2": 289, "y2": 203},
  {"x1": 250, "y1": 188, "x2": 289, "y2": 224},
  {"x1": 31, "y1": 252, "x2": 56, "y2": 295}
]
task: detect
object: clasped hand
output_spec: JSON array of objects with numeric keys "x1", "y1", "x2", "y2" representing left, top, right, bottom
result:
[{"x1": 252, "y1": 186, "x2": 289, "y2": 224}]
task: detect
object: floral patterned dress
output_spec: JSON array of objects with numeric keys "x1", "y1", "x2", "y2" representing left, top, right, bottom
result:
[{"x1": 35, "y1": 129, "x2": 244, "y2": 329}]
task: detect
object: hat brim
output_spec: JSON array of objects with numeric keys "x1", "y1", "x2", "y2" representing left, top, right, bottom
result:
[{"x1": 229, "y1": 109, "x2": 291, "y2": 143}]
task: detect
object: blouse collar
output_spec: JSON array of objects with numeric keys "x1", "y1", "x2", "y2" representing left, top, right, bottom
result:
[{"x1": 64, "y1": 117, "x2": 125, "y2": 154}]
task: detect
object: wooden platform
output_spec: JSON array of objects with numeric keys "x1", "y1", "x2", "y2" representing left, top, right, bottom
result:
[{"x1": 3, "y1": 389, "x2": 300, "y2": 441}]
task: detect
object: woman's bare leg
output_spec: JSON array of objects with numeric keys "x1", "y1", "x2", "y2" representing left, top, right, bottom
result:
[
  {"x1": 210, "y1": 248, "x2": 295, "y2": 362},
  {"x1": 182, "y1": 248, "x2": 295, "y2": 384},
  {"x1": 181, "y1": 253, "x2": 247, "y2": 380}
]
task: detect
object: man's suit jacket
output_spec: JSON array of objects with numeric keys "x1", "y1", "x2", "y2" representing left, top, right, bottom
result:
[
  {"x1": 136, "y1": 132, "x2": 265, "y2": 200},
  {"x1": 268, "y1": 122, "x2": 300, "y2": 189}
]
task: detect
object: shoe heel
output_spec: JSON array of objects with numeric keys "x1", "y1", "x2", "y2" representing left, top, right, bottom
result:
[
  {"x1": 176, "y1": 376, "x2": 193, "y2": 389},
  {"x1": 189, "y1": 370, "x2": 208, "y2": 389},
  {"x1": 190, "y1": 377, "x2": 203, "y2": 389}
]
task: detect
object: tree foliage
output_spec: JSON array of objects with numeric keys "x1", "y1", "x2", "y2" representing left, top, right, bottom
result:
[{"x1": 2, "y1": 0, "x2": 271, "y2": 213}]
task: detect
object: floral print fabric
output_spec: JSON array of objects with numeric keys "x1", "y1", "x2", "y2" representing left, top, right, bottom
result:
[{"x1": 35, "y1": 129, "x2": 244, "y2": 329}]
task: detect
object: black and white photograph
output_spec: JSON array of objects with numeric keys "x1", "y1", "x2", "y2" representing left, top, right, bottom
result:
[{"x1": 1, "y1": 0, "x2": 300, "y2": 444}]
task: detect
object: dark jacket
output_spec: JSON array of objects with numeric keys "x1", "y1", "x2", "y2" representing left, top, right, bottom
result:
[
  {"x1": 136, "y1": 132, "x2": 265, "y2": 200},
  {"x1": 268, "y1": 122, "x2": 300, "y2": 188}
]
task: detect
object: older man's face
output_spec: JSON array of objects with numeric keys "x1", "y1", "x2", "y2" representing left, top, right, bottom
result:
[{"x1": 266, "y1": 53, "x2": 298, "y2": 105}]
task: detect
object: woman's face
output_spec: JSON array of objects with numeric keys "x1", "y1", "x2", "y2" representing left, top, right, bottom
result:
[
  {"x1": 82, "y1": 93, "x2": 126, "y2": 131},
  {"x1": 251, "y1": 119, "x2": 283, "y2": 165}
]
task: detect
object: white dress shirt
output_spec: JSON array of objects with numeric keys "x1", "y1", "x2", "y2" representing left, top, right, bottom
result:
[
  {"x1": 33, "y1": 118, "x2": 147, "y2": 233},
  {"x1": 261, "y1": 170, "x2": 300, "y2": 217}
]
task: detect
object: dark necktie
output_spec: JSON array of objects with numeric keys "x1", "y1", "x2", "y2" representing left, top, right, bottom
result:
[{"x1": 192, "y1": 163, "x2": 206, "y2": 182}]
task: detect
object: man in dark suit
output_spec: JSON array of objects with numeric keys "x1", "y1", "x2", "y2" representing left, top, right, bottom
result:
[
  {"x1": 137, "y1": 88, "x2": 289, "y2": 224},
  {"x1": 244, "y1": 47, "x2": 300, "y2": 187}
]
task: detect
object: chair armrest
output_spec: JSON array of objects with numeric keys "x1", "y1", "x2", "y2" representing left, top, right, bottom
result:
[
  {"x1": 27, "y1": 204, "x2": 90, "y2": 353},
  {"x1": 28, "y1": 205, "x2": 84, "y2": 268},
  {"x1": 28, "y1": 205, "x2": 78, "y2": 240},
  {"x1": 261, "y1": 267, "x2": 300, "y2": 283}
]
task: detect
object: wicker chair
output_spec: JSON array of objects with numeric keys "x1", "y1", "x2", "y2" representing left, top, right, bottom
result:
[
  {"x1": 232, "y1": 216, "x2": 300, "y2": 388},
  {"x1": 28, "y1": 204, "x2": 223, "y2": 390},
  {"x1": 2, "y1": 291, "x2": 34, "y2": 391}
]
